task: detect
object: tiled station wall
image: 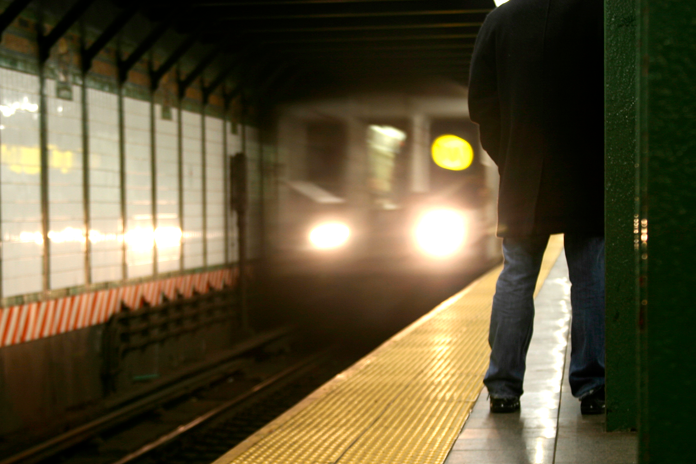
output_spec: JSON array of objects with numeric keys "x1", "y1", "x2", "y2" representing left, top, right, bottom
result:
[
  {"x1": 0, "y1": 70, "x2": 260, "y2": 347},
  {"x1": 0, "y1": 6, "x2": 271, "y2": 441}
]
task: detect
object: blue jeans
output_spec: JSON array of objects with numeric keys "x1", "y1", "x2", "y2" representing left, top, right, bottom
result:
[{"x1": 484, "y1": 234, "x2": 605, "y2": 399}]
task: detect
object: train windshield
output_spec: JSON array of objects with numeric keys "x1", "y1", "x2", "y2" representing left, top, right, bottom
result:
[{"x1": 367, "y1": 125, "x2": 407, "y2": 208}]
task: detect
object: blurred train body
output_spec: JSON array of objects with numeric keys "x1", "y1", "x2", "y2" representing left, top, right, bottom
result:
[{"x1": 269, "y1": 88, "x2": 501, "y2": 275}]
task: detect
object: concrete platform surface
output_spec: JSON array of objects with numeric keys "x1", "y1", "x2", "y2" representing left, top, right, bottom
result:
[{"x1": 445, "y1": 253, "x2": 637, "y2": 464}]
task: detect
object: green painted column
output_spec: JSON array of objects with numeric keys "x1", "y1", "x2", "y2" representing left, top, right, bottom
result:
[
  {"x1": 604, "y1": 0, "x2": 639, "y2": 431},
  {"x1": 637, "y1": 1, "x2": 696, "y2": 462}
]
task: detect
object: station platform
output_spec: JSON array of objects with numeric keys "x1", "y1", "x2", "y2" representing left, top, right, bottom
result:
[{"x1": 212, "y1": 235, "x2": 637, "y2": 464}]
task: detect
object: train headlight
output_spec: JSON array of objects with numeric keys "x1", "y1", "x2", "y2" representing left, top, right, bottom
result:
[
  {"x1": 309, "y1": 222, "x2": 351, "y2": 249},
  {"x1": 414, "y1": 209, "x2": 467, "y2": 257}
]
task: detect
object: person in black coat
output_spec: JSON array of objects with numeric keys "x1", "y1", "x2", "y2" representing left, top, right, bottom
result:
[{"x1": 468, "y1": 0, "x2": 606, "y2": 414}]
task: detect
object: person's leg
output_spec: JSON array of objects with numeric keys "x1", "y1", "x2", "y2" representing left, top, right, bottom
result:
[
  {"x1": 484, "y1": 235, "x2": 549, "y2": 399},
  {"x1": 563, "y1": 234, "x2": 605, "y2": 398}
]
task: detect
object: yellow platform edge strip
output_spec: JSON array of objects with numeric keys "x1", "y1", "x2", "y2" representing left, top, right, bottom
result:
[{"x1": 214, "y1": 235, "x2": 564, "y2": 464}]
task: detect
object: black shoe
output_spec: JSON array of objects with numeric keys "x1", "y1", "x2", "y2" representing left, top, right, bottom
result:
[
  {"x1": 580, "y1": 386, "x2": 605, "y2": 415},
  {"x1": 490, "y1": 397, "x2": 520, "y2": 413}
]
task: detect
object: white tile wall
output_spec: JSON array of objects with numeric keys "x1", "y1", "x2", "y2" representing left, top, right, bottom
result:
[
  {"x1": 124, "y1": 97, "x2": 153, "y2": 278},
  {"x1": 0, "y1": 68, "x2": 43, "y2": 297},
  {"x1": 88, "y1": 88, "x2": 122, "y2": 283},
  {"x1": 154, "y1": 104, "x2": 181, "y2": 273},
  {"x1": 0, "y1": 71, "x2": 240, "y2": 298},
  {"x1": 47, "y1": 80, "x2": 85, "y2": 290},
  {"x1": 205, "y1": 116, "x2": 225, "y2": 266},
  {"x1": 182, "y1": 110, "x2": 203, "y2": 269}
]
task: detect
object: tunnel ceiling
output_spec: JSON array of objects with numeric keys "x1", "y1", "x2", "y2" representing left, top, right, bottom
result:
[
  {"x1": 3, "y1": 0, "x2": 495, "y2": 103},
  {"x1": 144, "y1": 0, "x2": 496, "y2": 98}
]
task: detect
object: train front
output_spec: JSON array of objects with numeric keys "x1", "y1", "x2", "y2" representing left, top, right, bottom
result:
[{"x1": 270, "y1": 94, "x2": 501, "y2": 276}]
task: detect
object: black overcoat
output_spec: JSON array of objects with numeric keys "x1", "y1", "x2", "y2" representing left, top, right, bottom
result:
[{"x1": 468, "y1": 0, "x2": 604, "y2": 237}]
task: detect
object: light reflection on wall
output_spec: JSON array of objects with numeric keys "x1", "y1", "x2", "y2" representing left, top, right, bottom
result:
[
  {"x1": 18, "y1": 231, "x2": 44, "y2": 245},
  {"x1": 14, "y1": 226, "x2": 184, "y2": 250},
  {"x1": 0, "y1": 97, "x2": 75, "y2": 174},
  {"x1": 0, "y1": 96, "x2": 38, "y2": 117},
  {"x1": 155, "y1": 226, "x2": 183, "y2": 248},
  {"x1": 49, "y1": 226, "x2": 85, "y2": 244},
  {"x1": 125, "y1": 227, "x2": 154, "y2": 252}
]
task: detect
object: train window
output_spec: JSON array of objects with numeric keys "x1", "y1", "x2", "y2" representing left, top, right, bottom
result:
[
  {"x1": 367, "y1": 125, "x2": 407, "y2": 207},
  {"x1": 306, "y1": 121, "x2": 347, "y2": 197}
]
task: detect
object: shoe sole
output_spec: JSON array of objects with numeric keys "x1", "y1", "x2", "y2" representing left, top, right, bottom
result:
[
  {"x1": 581, "y1": 406, "x2": 605, "y2": 415},
  {"x1": 490, "y1": 407, "x2": 520, "y2": 413}
]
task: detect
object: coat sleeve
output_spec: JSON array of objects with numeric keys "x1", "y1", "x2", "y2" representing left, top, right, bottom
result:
[{"x1": 468, "y1": 18, "x2": 502, "y2": 165}]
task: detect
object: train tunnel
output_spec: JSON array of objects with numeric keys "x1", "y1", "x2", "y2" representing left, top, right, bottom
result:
[{"x1": 0, "y1": 1, "x2": 693, "y2": 463}]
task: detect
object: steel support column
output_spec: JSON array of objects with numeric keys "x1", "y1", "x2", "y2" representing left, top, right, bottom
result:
[
  {"x1": 238, "y1": 98, "x2": 248, "y2": 330},
  {"x1": 201, "y1": 103, "x2": 207, "y2": 268},
  {"x1": 38, "y1": 45, "x2": 50, "y2": 292},
  {"x1": 81, "y1": 67, "x2": 91, "y2": 286},
  {"x1": 604, "y1": 0, "x2": 638, "y2": 431},
  {"x1": 636, "y1": 1, "x2": 696, "y2": 461},
  {"x1": 222, "y1": 104, "x2": 229, "y2": 265},
  {"x1": 117, "y1": 80, "x2": 127, "y2": 280},
  {"x1": 177, "y1": 91, "x2": 184, "y2": 271},
  {"x1": 150, "y1": 83, "x2": 158, "y2": 276}
]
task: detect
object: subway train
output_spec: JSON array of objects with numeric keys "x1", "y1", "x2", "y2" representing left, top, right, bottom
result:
[{"x1": 268, "y1": 86, "x2": 502, "y2": 275}]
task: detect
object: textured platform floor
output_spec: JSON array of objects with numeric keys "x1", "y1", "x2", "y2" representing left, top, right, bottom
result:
[
  {"x1": 445, "y1": 251, "x2": 637, "y2": 464},
  {"x1": 212, "y1": 236, "x2": 564, "y2": 464}
]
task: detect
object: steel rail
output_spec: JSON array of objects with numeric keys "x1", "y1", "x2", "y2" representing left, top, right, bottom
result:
[
  {"x1": 112, "y1": 349, "x2": 331, "y2": 464},
  {"x1": 0, "y1": 327, "x2": 295, "y2": 464},
  {"x1": 108, "y1": 349, "x2": 332, "y2": 464}
]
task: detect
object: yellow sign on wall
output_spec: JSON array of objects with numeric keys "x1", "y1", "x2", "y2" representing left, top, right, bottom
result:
[
  {"x1": 431, "y1": 135, "x2": 473, "y2": 171},
  {"x1": 1, "y1": 144, "x2": 76, "y2": 175}
]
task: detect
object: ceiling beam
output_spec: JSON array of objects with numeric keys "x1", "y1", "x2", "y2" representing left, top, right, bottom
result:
[
  {"x1": 82, "y1": 1, "x2": 139, "y2": 73},
  {"x1": 39, "y1": 0, "x2": 97, "y2": 63},
  {"x1": 190, "y1": 0, "x2": 494, "y2": 18},
  {"x1": 148, "y1": 34, "x2": 198, "y2": 88},
  {"x1": 117, "y1": 10, "x2": 179, "y2": 82},
  {"x1": 202, "y1": 51, "x2": 252, "y2": 102},
  {"x1": 209, "y1": 13, "x2": 489, "y2": 31},
  {"x1": 178, "y1": 46, "x2": 223, "y2": 98},
  {"x1": 285, "y1": 42, "x2": 474, "y2": 53},
  {"x1": 194, "y1": 0, "x2": 493, "y2": 7},
  {"x1": 243, "y1": 21, "x2": 484, "y2": 33},
  {"x1": 260, "y1": 32, "x2": 477, "y2": 44},
  {"x1": 0, "y1": 0, "x2": 33, "y2": 36}
]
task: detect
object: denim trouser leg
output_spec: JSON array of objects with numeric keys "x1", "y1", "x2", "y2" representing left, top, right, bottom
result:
[
  {"x1": 564, "y1": 234, "x2": 606, "y2": 398},
  {"x1": 484, "y1": 235, "x2": 549, "y2": 399}
]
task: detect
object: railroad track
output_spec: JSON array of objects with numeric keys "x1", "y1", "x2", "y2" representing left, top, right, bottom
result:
[
  {"x1": 116, "y1": 350, "x2": 341, "y2": 464},
  {"x1": 108, "y1": 349, "x2": 336, "y2": 464},
  {"x1": 0, "y1": 328, "x2": 338, "y2": 464}
]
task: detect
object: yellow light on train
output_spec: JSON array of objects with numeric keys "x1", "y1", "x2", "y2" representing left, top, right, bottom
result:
[
  {"x1": 309, "y1": 222, "x2": 351, "y2": 249},
  {"x1": 431, "y1": 135, "x2": 473, "y2": 171},
  {"x1": 415, "y1": 209, "x2": 467, "y2": 257}
]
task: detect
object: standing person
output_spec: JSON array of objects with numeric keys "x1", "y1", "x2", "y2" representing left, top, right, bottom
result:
[{"x1": 468, "y1": 0, "x2": 606, "y2": 414}]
